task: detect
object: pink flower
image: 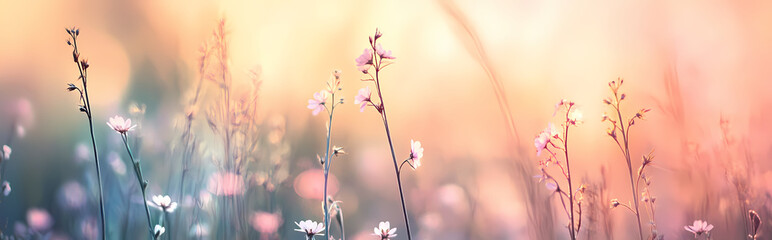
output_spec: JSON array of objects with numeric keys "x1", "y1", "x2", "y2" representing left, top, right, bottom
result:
[
  {"x1": 2, "y1": 181, "x2": 10, "y2": 196},
  {"x1": 534, "y1": 123, "x2": 558, "y2": 156},
  {"x1": 26, "y1": 208, "x2": 53, "y2": 231},
  {"x1": 307, "y1": 91, "x2": 328, "y2": 116},
  {"x1": 354, "y1": 87, "x2": 372, "y2": 112},
  {"x1": 355, "y1": 48, "x2": 373, "y2": 73},
  {"x1": 208, "y1": 172, "x2": 244, "y2": 196},
  {"x1": 58, "y1": 181, "x2": 86, "y2": 209},
  {"x1": 251, "y1": 211, "x2": 282, "y2": 235},
  {"x1": 684, "y1": 220, "x2": 713, "y2": 237},
  {"x1": 2, "y1": 145, "x2": 10, "y2": 160},
  {"x1": 106, "y1": 115, "x2": 135, "y2": 134},
  {"x1": 376, "y1": 44, "x2": 395, "y2": 59},
  {"x1": 409, "y1": 140, "x2": 424, "y2": 170},
  {"x1": 373, "y1": 221, "x2": 397, "y2": 239}
]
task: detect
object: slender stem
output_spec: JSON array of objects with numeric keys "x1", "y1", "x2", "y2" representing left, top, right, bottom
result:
[
  {"x1": 373, "y1": 56, "x2": 413, "y2": 240},
  {"x1": 322, "y1": 98, "x2": 335, "y2": 237},
  {"x1": 614, "y1": 98, "x2": 644, "y2": 240},
  {"x1": 121, "y1": 134, "x2": 155, "y2": 238},
  {"x1": 562, "y1": 117, "x2": 575, "y2": 240},
  {"x1": 71, "y1": 35, "x2": 107, "y2": 240}
]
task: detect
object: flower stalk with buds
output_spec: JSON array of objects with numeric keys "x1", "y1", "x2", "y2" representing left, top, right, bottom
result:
[
  {"x1": 108, "y1": 115, "x2": 155, "y2": 238},
  {"x1": 355, "y1": 29, "x2": 419, "y2": 240},
  {"x1": 308, "y1": 70, "x2": 345, "y2": 239},
  {"x1": 64, "y1": 28, "x2": 107, "y2": 239}
]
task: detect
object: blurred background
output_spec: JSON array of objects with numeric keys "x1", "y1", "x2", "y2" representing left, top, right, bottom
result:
[{"x1": 1, "y1": 0, "x2": 772, "y2": 239}]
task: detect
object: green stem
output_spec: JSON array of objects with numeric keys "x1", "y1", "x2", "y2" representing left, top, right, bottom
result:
[{"x1": 121, "y1": 134, "x2": 154, "y2": 238}]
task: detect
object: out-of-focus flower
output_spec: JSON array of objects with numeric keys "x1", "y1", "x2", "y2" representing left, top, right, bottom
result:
[
  {"x1": 251, "y1": 211, "x2": 282, "y2": 235},
  {"x1": 2, "y1": 145, "x2": 11, "y2": 160},
  {"x1": 376, "y1": 44, "x2": 395, "y2": 59},
  {"x1": 129, "y1": 103, "x2": 146, "y2": 116},
  {"x1": 189, "y1": 223, "x2": 210, "y2": 238},
  {"x1": 26, "y1": 208, "x2": 53, "y2": 231},
  {"x1": 545, "y1": 182, "x2": 558, "y2": 192},
  {"x1": 307, "y1": 91, "x2": 328, "y2": 116},
  {"x1": 354, "y1": 87, "x2": 372, "y2": 112},
  {"x1": 108, "y1": 152, "x2": 126, "y2": 175},
  {"x1": 15, "y1": 222, "x2": 27, "y2": 237},
  {"x1": 294, "y1": 220, "x2": 325, "y2": 238},
  {"x1": 13, "y1": 98, "x2": 35, "y2": 127},
  {"x1": 154, "y1": 225, "x2": 166, "y2": 238},
  {"x1": 58, "y1": 181, "x2": 86, "y2": 209},
  {"x1": 355, "y1": 48, "x2": 374, "y2": 73},
  {"x1": 294, "y1": 169, "x2": 338, "y2": 200},
  {"x1": 2, "y1": 181, "x2": 10, "y2": 196},
  {"x1": 75, "y1": 143, "x2": 90, "y2": 163},
  {"x1": 16, "y1": 125, "x2": 25, "y2": 138},
  {"x1": 409, "y1": 140, "x2": 423, "y2": 170},
  {"x1": 208, "y1": 172, "x2": 244, "y2": 196},
  {"x1": 684, "y1": 220, "x2": 713, "y2": 237},
  {"x1": 81, "y1": 218, "x2": 98, "y2": 240},
  {"x1": 106, "y1": 115, "x2": 135, "y2": 134},
  {"x1": 372, "y1": 221, "x2": 397, "y2": 239},
  {"x1": 149, "y1": 195, "x2": 178, "y2": 213},
  {"x1": 568, "y1": 109, "x2": 583, "y2": 125}
]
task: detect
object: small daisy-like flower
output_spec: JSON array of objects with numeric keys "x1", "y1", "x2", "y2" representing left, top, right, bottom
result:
[
  {"x1": 148, "y1": 195, "x2": 178, "y2": 213},
  {"x1": 373, "y1": 221, "x2": 397, "y2": 239},
  {"x1": 2, "y1": 181, "x2": 10, "y2": 196},
  {"x1": 106, "y1": 115, "x2": 136, "y2": 134},
  {"x1": 684, "y1": 220, "x2": 713, "y2": 238},
  {"x1": 154, "y1": 225, "x2": 166, "y2": 238},
  {"x1": 294, "y1": 220, "x2": 325, "y2": 238},
  {"x1": 307, "y1": 91, "x2": 328, "y2": 116},
  {"x1": 2, "y1": 145, "x2": 10, "y2": 160},
  {"x1": 409, "y1": 140, "x2": 424, "y2": 169},
  {"x1": 354, "y1": 87, "x2": 372, "y2": 112},
  {"x1": 376, "y1": 44, "x2": 395, "y2": 59},
  {"x1": 355, "y1": 48, "x2": 373, "y2": 73}
]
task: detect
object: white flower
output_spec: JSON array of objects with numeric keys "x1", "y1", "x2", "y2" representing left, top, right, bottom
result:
[
  {"x1": 409, "y1": 140, "x2": 424, "y2": 170},
  {"x1": 148, "y1": 195, "x2": 178, "y2": 213},
  {"x1": 294, "y1": 220, "x2": 325, "y2": 238},
  {"x1": 372, "y1": 221, "x2": 397, "y2": 239},
  {"x1": 2, "y1": 145, "x2": 11, "y2": 160},
  {"x1": 2, "y1": 181, "x2": 10, "y2": 196},
  {"x1": 107, "y1": 115, "x2": 136, "y2": 134},
  {"x1": 154, "y1": 225, "x2": 165, "y2": 238},
  {"x1": 684, "y1": 220, "x2": 713, "y2": 237}
]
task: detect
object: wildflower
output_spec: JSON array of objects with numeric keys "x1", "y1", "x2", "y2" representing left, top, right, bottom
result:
[
  {"x1": 149, "y1": 195, "x2": 178, "y2": 213},
  {"x1": 2, "y1": 181, "x2": 10, "y2": 196},
  {"x1": 26, "y1": 208, "x2": 53, "y2": 231},
  {"x1": 251, "y1": 211, "x2": 282, "y2": 235},
  {"x1": 354, "y1": 87, "x2": 372, "y2": 112},
  {"x1": 355, "y1": 48, "x2": 373, "y2": 73},
  {"x1": 2, "y1": 145, "x2": 10, "y2": 160},
  {"x1": 108, "y1": 152, "x2": 126, "y2": 175},
  {"x1": 376, "y1": 44, "x2": 395, "y2": 59},
  {"x1": 684, "y1": 220, "x2": 713, "y2": 237},
  {"x1": 106, "y1": 115, "x2": 136, "y2": 134},
  {"x1": 294, "y1": 220, "x2": 325, "y2": 238},
  {"x1": 610, "y1": 199, "x2": 620, "y2": 208},
  {"x1": 568, "y1": 109, "x2": 583, "y2": 125},
  {"x1": 16, "y1": 125, "x2": 25, "y2": 138},
  {"x1": 154, "y1": 225, "x2": 166, "y2": 238},
  {"x1": 409, "y1": 140, "x2": 424, "y2": 169},
  {"x1": 373, "y1": 221, "x2": 397, "y2": 239},
  {"x1": 307, "y1": 91, "x2": 328, "y2": 116},
  {"x1": 534, "y1": 123, "x2": 558, "y2": 156},
  {"x1": 58, "y1": 181, "x2": 86, "y2": 209},
  {"x1": 545, "y1": 182, "x2": 558, "y2": 192}
]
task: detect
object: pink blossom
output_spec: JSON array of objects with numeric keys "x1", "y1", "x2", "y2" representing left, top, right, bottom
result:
[
  {"x1": 355, "y1": 48, "x2": 373, "y2": 73},
  {"x1": 307, "y1": 91, "x2": 328, "y2": 116},
  {"x1": 2, "y1": 145, "x2": 10, "y2": 160},
  {"x1": 409, "y1": 139, "x2": 424, "y2": 169},
  {"x1": 354, "y1": 87, "x2": 372, "y2": 112},
  {"x1": 251, "y1": 211, "x2": 282, "y2": 235},
  {"x1": 373, "y1": 221, "x2": 397, "y2": 239},
  {"x1": 26, "y1": 208, "x2": 53, "y2": 231},
  {"x1": 376, "y1": 44, "x2": 395, "y2": 59},
  {"x1": 2, "y1": 181, "x2": 10, "y2": 196},
  {"x1": 207, "y1": 172, "x2": 244, "y2": 196},
  {"x1": 106, "y1": 115, "x2": 135, "y2": 134},
  {"x1": 534, "y1": 123, "x2": 558, "y2": 156},
  {"x1": 684, "y1": 220, "x2": 713, "y2": 237},
  {"x1": 58, "y1": 181, "x2": 86, "y2": 209}
]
